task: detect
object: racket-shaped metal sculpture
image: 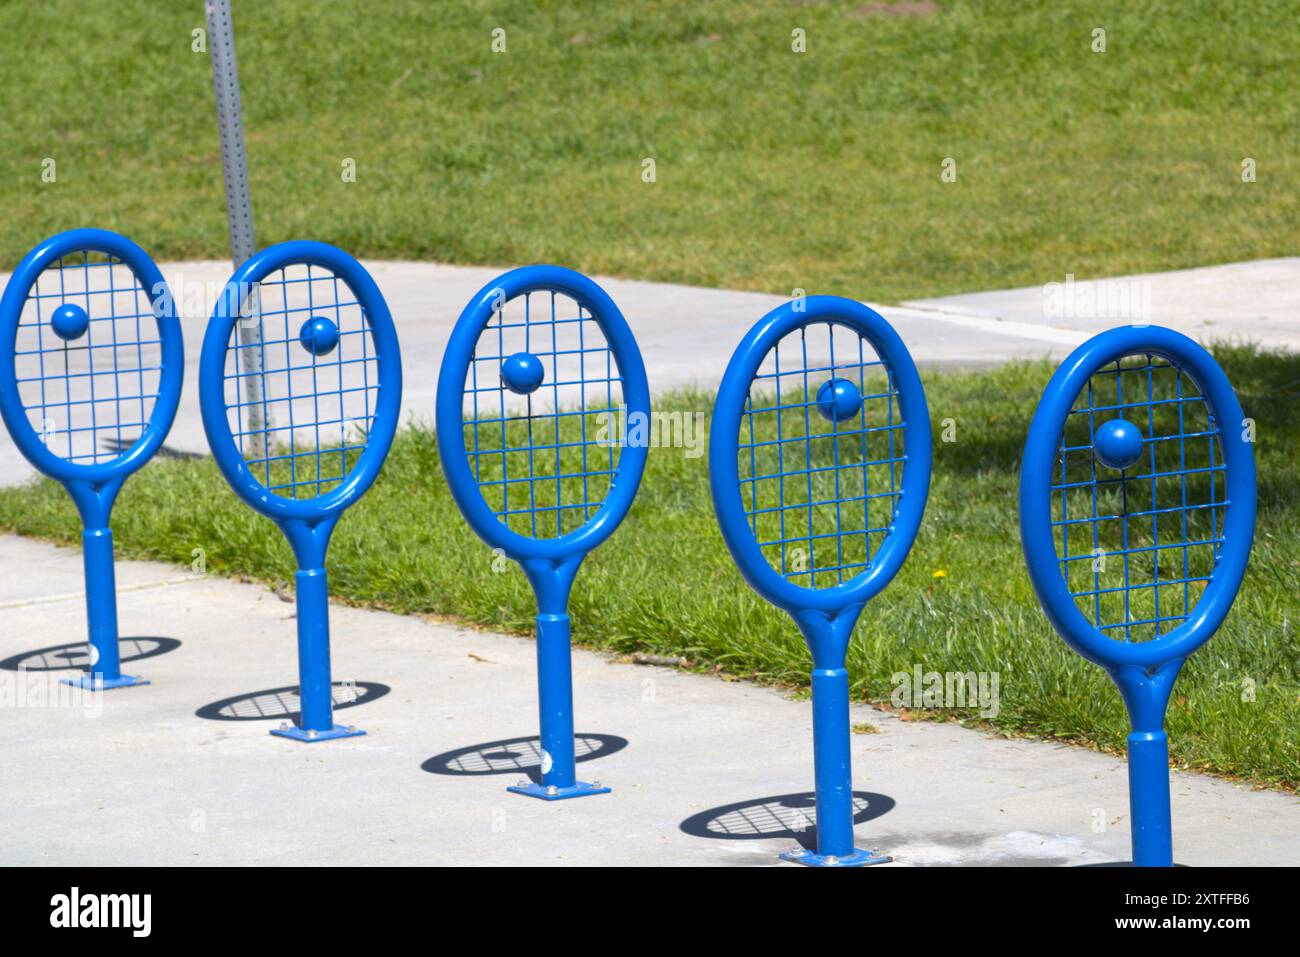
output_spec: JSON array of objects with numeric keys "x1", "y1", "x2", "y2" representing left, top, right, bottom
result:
[
  {"x1": 437, "y1": 265, "x2": 649, "y2": 800},
  {"x1": 200, "y1": 241, "x2": 402, "y2": 741},
  {"x1": 710, "y1": 296, "x2": 931, "y2": 866},
  {"x1": 0, "y1": 229, "x2": 183, "y2": 689},
  {"x1": 1020, "y1": 326, "x2": 1255, "y2": 866}
]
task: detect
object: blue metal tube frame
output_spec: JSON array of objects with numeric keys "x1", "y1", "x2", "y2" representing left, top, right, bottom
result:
[
  {"x1": 709, "y1": 297, "x2": 932, "y2": 867},
  {"x1": 437, "y1": 266, "x2": 649, "y2": 801},
  {"x1": 200, "y1": 241, "x2": 402, "y2": 743},
  {"x1": 0, "y1": 229, "x2": 184, "y2": 691},
  {"x1": 1019, "y1": 325, "x2": 1255, "y2": 866}
]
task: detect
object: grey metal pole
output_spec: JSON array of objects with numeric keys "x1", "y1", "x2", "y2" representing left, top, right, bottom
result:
[{"x1": 205, "y1": 0, "x2": 266, "y2": 459}]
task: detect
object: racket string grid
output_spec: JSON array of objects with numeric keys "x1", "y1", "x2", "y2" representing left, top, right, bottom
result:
[
  {"x1": 1053, "y1": 356, "x2": 1227, "y2": 643},
  {"x1": 222, "y1": 264, "x2": 379, "y2": 499},
  {"x1": 14, "y1": 252, "x2": 163, "y2": 466},
  {"x1": 738, "y1": 320, "x2": 905, "y2": 587},
  {"x1": 461, "y1": 290, "x2": 624, "y2": 540}
]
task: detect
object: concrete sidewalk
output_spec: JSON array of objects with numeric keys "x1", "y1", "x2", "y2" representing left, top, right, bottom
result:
[
  {"x1": 1, "y1": 256, "x2": 1295, "y2": 486},
  {"x1": 0, "y1": 535, "x2": 1293, "y2": 867},
  {"x1": 907, "y1": 258, "x2": 1300, "y2": 347}
]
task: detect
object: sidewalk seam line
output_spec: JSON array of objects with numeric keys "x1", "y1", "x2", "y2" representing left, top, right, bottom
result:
[{"x1": 0, "y1": 573, "x2": 207, "y2": 610}]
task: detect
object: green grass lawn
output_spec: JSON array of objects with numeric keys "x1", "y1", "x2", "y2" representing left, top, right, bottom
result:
[
  {"x1": 1, "y1": 345, "x2": 1295, "y2": 789},
  {"x1": 1, "y1": 1, "x2": 1297, "y2": 299}
]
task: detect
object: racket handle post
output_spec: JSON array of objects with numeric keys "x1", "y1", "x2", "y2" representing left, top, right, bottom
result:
[
  {"x1": 269, "y1": 520, "x2": 362, "y2": 742},
  {"x1": 294, "y1": 568, "x2": 335, "y2": 734},
  {"x1": 536, "y1": 613, "x2": 577, "y2": 789},
  {"x1": 1127, "y1": 730, "x2": 1174, "y2": 867},
  {"x1": 810, "y1": 667, "x2": 854, "y2": 857},
  {"x1": 780, "y1": 668, "x2": 889, "y2": 866},
  {"x1": 62, "y1": 504, "x2": 148, "y2": 690},
  {"x1": 77, "y1": 527, "x2": 120, "y2": 685},
  {"x1": 505, "y1": 611, "x2": 610, "y2": 800}
]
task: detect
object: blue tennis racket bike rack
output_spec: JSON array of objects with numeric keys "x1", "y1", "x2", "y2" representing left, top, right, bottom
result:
[
  {"x1": 710, "y1": 296, "x2": 931, "y2": 866},
  {"x1": 200, "y1": 240, "x2": 402, "y2": 742},
  {"x1": 1020, "y1": 325, "x2": 1255, "y2": 866},
  {"x1": 0, "y1": 229, "x2": 184, "y2": 689},
  {"x1": 437, "y1": 265, "x2": 650, "y2": 800}
]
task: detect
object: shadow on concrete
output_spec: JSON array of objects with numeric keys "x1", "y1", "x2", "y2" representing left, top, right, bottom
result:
[
  {"x1": 1078, "y1": 861, "x2": 1187, "y2": 868},
  {"x1": 195, "y1": 681, "x2": 390, "y2": 722},
  {"x1": 421, "y1": 733, "x2": 628, "y2": 784},
  {"x1": 99, "y1": 437, "x2": 204, "y2": 461},
  {"x1": 680, "y1": 791, "x2": 896, "y2": 852},
  {"x1": 0, "y1": 636, "x2": 182, "y2": 673}
]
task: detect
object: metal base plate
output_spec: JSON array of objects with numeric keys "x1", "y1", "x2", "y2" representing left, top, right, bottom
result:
[
  {"x1": 269, "y1": 724, "x2": 366, "y2": 743},
  {"x1": 63, "y1": 674, "x2": 149, "y2": 690},
  {"x1": 506, "y1": 780, "x2": 611, "y2": 801},
  {"x1": 780, "y1": 847, "x2": 892, "y2": 868}
]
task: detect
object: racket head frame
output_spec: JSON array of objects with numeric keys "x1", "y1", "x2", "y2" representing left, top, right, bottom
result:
[
  {"x1": 709, "y1": 295, "x2": 929, "y2": 865},
  {"x1": 435, "y1": 264, "x2": 651, "y2": 567},
  {"x1": 709, "y1": 296, "x2": 932, "y2": 623},
  {"x1": 1019, "y1": 325, "x2": 1256, "y2": 672},
  {"x1": 0, "y1": 228, "x2": 184, "y2": 496},
  {"x1": 198, "y1": 240, "x2": 403, "y2": 530}
]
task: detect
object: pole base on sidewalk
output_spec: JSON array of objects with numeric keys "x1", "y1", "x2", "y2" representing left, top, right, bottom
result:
[
  {"x1": 506, "y1": 780, "x2": 611, "y2": 801},
  {"x1": 63, "y1": 673, "x2": 149, "y2": 690},
  {"x1": 270, "y1": 723, "x2": 366, "y2": 743},
  {"x1": 780, "y1": 847, "x2": 892, "y2": 867}
]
